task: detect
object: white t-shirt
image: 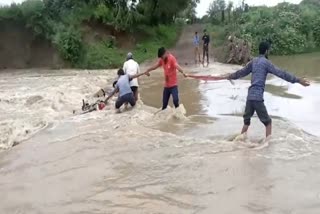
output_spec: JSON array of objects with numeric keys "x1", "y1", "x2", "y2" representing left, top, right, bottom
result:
[{"x1": 123, "y1": 59, "x2": 140, "y2": 87}]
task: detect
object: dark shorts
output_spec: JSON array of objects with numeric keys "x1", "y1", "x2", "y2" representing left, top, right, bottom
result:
[
  {"x1": 162, "y1": 86, "x2": 179, "y2": 110},
  {"x1": 115, "y1": 93, "x2": 136, "y2": 109},
  {"x1": 243, "y1": 100, "x2": 271, "y2": 126},
  {"x1": 131, "y1": 86, "x2": 138, "y2": 94}
]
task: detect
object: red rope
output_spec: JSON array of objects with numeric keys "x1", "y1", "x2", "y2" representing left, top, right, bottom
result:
[{"x1": 188, "y1": 75, "x2": 223, "y2": 81}]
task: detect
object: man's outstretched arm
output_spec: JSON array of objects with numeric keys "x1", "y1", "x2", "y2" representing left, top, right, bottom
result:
[
  {"x1": 104, "y1": 87, "x2": 118, "y2": 104},
  {"x1": 129, "y1": 71, "x2": 148, "y2": 80},
  {"x1": 145, "y1": 63, "x2": 161, "y2": 76},
  {"x1": 225, "y1": 61, "x2": 253, "y2": 80},
  {"x1": 267, "y1": 62, "x2": 310, "y2": 86},
  {"x1": 176, "y1": 63, "x2": 188, "y2": 77}
]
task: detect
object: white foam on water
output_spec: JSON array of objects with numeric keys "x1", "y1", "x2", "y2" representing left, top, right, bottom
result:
[
  {"x1": 0, "y1": 119, "x2": 47, "y2": 149},
  {"x1": 153, "y1": 104, "x2": 188, "y2": 121},
  {"x1": 0, "y1": 69, "x2": 319, "y2": 161},
  {"x1": 0, "y1": 70, "x2": 115, "y2": 149}
]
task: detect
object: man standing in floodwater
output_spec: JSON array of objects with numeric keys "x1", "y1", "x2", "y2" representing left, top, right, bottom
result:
[
  {"x1": 222, "y1": 42, "x2": 310, "y2": 138},
  {"x1": 123, "y1": 52, "x2": 140, "y2": 101},
  {"x1": 144, "y1": 47, "x2": 187, "y2": 110},
  {"x1": 193, "y1": 32, "x2": 201, "y2": 64},
  {"x1": 202, "y1": 29, "x2": 210, "y2": 66}
]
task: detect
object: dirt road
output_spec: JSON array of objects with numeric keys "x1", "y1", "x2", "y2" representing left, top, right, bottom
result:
[{"x1": 169, "y1": 24, "x2": 214, "y2": 66}]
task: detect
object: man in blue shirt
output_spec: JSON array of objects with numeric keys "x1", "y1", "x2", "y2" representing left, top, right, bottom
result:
[
  {"x1": 193, "y1": 32, "x2": 201, "y2": 64},
  {"x1": 222, "y1": 42, "x2": 310, "y2": 138},
  {"x1": 104, "y1": 68, "x2": 147, "y2": 112}
]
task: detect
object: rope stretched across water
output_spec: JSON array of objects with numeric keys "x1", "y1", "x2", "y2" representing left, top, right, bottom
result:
[{"x1": 187, "y1": 74, "x2": 235, "y2": 85}]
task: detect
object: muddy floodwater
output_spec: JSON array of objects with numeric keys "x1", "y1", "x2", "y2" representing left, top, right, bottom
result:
[
  {"x1": 141, "y1": 52, "x2": 320, "y2": 137},
  {"x1": 1, "y1": 53, "x2": 320, "y2": 214}
]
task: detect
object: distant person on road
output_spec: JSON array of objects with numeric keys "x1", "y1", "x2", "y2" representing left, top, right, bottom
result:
[
  {"x1": 202, "y1": 29, "x2": 210, "y2": 66},
  {"x1": 193, "y1": 32, "x2": 201, "y2": 64},
  {"x1": 104, "y1": 68, "x2": 147, "y2": 113},
  {"x1": 227, "y1": 36, "x2": 239, "y2": 64},
  {"x1": 123, "y1": 52, "x2": 140, "y2": 101},
  {"x1": 227, "y1": 35, "x2": 238, "y2": 64},
  {"x1": 221, "y1": 41, "x2": 310, "y2": 138},
  {"x1": 144, "y1": 47, "x2": 188, "y2": 110},
  {"x1": 239, "y1": 40, "x2": 252, "y2": 65}
]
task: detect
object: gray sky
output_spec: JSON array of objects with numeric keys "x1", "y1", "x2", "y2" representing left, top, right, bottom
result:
[
  {"x1": 196, "y1": 0, "x2": 303, "y2": 17},
  {"x1": 1, "y1": 0, "x2": 303, "y2": 17},
  {"x1": 0, "y1": 0, "x2": 24, "y2": 5}
]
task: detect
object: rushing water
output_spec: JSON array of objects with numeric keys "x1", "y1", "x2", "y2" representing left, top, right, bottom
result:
[
  {"x1": 0, "y1": 53, "x2": 320, "y2": 214},
  {"x1": 140, "y1": 53, "x2": 320, "y2": 137}
]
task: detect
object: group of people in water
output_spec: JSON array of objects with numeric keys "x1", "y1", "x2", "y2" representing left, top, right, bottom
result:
[
  {"x1": 102, "y1": 32, "x2": 310, "y2": 138},
  {"x1": 226, "y1": 35, "x2": 252, "y2": 65},
  {"x1": 104, "y1": 48, "x2": 188, "y2": 112}
]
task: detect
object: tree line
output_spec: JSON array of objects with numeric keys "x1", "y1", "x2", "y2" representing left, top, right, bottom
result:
[
  {"x1": 203, "y1": 0, "x2": 320, "y2": 55},
  {"x1": 0, "y1": 0, "x2": 199, "y2": 68}
]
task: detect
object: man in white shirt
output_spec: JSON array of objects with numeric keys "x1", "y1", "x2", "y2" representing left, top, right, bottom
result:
[{"x1": 123, "y1": 52, "x2": 140, "y2": 101}]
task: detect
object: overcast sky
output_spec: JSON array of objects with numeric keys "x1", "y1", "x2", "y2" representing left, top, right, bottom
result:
[
  {"x1": 1, "y1": 0, "x2": 303, "y2": 17},
  {"x1": 0, "y1": 0, "x2": 24, "y2": 5},
  {"x1": 196, "y1": 0, "x2": 302, "y2": 17}
]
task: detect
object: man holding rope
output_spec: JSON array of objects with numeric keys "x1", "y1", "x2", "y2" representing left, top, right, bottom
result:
[
  {"x1": 144, "y1": 47, "x2": 188, "y2": 110},
  {"x1": 221, "y1": 41, "x2": 310, "y2": 138}
]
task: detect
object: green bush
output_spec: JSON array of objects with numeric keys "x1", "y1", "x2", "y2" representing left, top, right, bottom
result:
[
  {"x1": 0, "y1": 4, "x2": 23, "y2": 20},
  {"x1": 80, "y1": 42, "x2": 125, "y2": 69},
  {"x1": 270, "y1": 27, "x2": 306, "y2": 55},
  {"x1": 20, "y1": 0, "x2": 53, "y2": 38},
  {"x1": 53, "y1": 27, "x2": 83, "y2": 64},
  {"x1": 155, "y1": 24, "x2": 180, "y2": 46},
  {"x1": 207, "y1": 1, "x2": 320, "y2": 55},
  {"x1": 93, "y1": 4, "x2": 113, "y2": 24},
  {"x1": 313, "y1": 18, "x2": 320, "y2": 46}
]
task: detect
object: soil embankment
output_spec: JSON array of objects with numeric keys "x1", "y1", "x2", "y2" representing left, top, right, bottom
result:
[
  {"x1": 0, "y1": 20, "x2": 138, "y2": 69},
  {"x1": 0, "y1": 20, "x2": 202, "y2": 69},
  {"x1": 0, "y1": 20, "x2": 64, "y2": 69}
]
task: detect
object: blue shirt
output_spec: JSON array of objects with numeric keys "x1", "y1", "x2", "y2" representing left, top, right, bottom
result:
[
  {"x1": 193, "y1": 35, "x2": 200, "y2": 46},
  {"x1": 229, "y1": 55, "x2": 300, "y2": 101},
  {"x1": 115, "y1": 74, "x2": 132, "y2": 97}
]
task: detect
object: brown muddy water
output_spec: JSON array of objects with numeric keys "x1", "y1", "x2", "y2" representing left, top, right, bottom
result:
[
  {"x1": 0, "y1": 53, "x2": 320, "y2": 214},
  {"x1": 141, "y1": 52, "x2": 320, "y2": 137}
]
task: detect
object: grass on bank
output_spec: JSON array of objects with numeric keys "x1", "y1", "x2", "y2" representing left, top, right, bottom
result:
[
  {"x1": 0, "y1": 1, "x2": 183, "y2": 69},
  {"x1": 79, "y1": 24, "x2": 182, "y2": 69},
  {"x1": 205, "y1": 24, "x2": 227, "y2": 48}
]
